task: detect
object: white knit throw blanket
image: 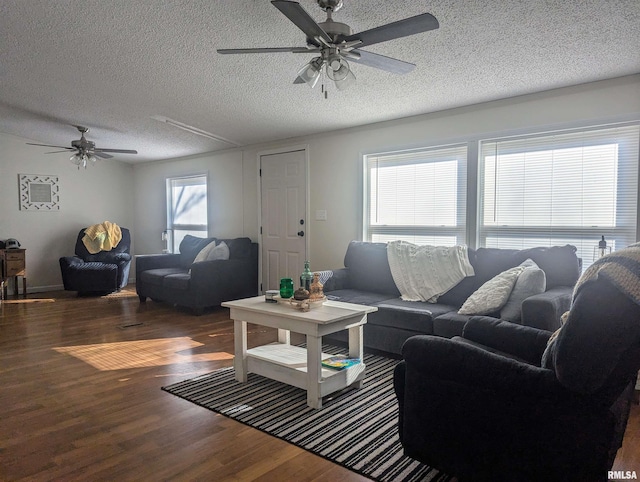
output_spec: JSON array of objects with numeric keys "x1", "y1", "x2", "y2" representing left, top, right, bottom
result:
[{"x1": 387, "y1": 241, "x2": 475, "y2": 302}]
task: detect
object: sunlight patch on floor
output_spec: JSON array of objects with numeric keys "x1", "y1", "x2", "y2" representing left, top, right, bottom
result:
[
  {"x1": 53, "y1": 337, "x2": 232, "y2": 370},
  {"x1": 101, "y1": 289, "x2": 139, "y2": 300}
]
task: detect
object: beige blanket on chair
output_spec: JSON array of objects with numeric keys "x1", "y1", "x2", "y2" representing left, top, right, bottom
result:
[
  {"x1": 82, "y1": 221, "x2": 122, "y2": 254},
  {"x1": 387, "y1": 241, "x2": 475, "y2": 302}
]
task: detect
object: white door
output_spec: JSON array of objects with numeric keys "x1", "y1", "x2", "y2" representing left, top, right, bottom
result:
[{"x1": 260, "y1": 149, "x2": 307, "y2": 292}]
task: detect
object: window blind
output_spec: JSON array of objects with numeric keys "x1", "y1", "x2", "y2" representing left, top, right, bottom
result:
[
  {"x1": 479, "y1": 124, "x2": 639, "y2": 268},
  {"x1": 166, "y1": 174, "x2": 208, "y2": 252},
  {"x1": 364, "y1": 143, "x2": 468, "y2": 246}
]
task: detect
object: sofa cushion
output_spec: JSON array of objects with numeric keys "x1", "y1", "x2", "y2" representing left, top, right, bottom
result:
[
  {"x1": 436, "y1": 248, "x2": 480, "y2": 306},
  {"x1": 459, "y1": 266, "x2": 524, "y2": 315},
  {"x1": 515, "y1": 245, "x2": 580, "y2": 289},
  {"x1": 433, "y1": 312, "x2": 476, "y2": 338},
  {"x1": 500, "y1": 259, "x2": 546, "y2": 322},
  {"x1": 219, "y1": 237, "x2": 253, "y2": 259},
  {"x1": 179, "y1": 235, "x2": 216, "y2": 268},
  {"x1": 372, "y1": 299, "x2": 457, "y2": 333},
  {"x1": 163, "y1": 272, "x2": 191, "y2": 290},
  {"x1": 140, "y1": 268, "x2": 186, "y2": 287},
  {"x1": 343, "y1": 241, "x2": 400, "y2": 296},
  {"x1": 438, "y1": 245, "x2": 579, "y2": 306},
  {"x1": 325, "y1": 289, "x2": 394, "y2": 306}
]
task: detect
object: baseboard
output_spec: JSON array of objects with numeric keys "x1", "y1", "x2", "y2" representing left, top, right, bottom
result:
[
  {"x1": 25, "y1": 284, "x2": 64, "y2": 294},
  {"x1": 6, "y1": 277, "x2": 135, "y2": 295}
]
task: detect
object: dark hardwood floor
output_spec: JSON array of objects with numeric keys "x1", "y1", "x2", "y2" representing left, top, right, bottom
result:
[{"x1": 0, "y1": 287, "x2": 638, "y2": 481}]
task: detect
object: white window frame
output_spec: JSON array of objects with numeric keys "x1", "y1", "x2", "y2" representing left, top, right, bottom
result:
[
  {"x1": 165, "y1": 173, "x2": 208, "y2": 253},
  {"x1": 478, "y1": 123, "x2": 639, "y2": 267},
  {"x1": 363, "y1": 143, "x2": 468, "y2": 246}
]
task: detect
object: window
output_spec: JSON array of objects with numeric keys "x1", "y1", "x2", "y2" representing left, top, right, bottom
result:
[
  {"x1": 364, "y1": 144, "x2": 468, "y2": 245},
  {"x1": 166, "y1": 174, "x2": 208, "y2": 253},
  {"x1": 479, "y1": 124, "x2": 639, "y2": 268}
]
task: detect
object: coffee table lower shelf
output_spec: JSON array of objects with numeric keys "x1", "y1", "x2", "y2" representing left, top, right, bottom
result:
[{"x1": 246, "y1": 343, "x2": 366, "y2": 399}]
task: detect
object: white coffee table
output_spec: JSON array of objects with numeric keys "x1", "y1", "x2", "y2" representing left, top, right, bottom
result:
[{"x1": 222, "y1": 296, "x2": 377, "y2": 409}]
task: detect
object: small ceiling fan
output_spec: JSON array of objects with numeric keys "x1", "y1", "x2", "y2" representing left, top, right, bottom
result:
[
  {"x1": 26, "y1": 125, "x2": 138, "y2": 169},
  {"x1": 217, "y1": 0, "x2": 439, "y2": 95}
]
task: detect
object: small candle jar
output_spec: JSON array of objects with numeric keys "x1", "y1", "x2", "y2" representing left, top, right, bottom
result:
[
  {"x1": 279, "y1": 278, "x2": 294, "y2": 299},
  {"x1": 265, "y1": 290, "x2": 279, "y2": 303}
]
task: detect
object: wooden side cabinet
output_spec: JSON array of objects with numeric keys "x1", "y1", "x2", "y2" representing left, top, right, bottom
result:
[{"x1": 1, "y1": 248, "x2": 27, "y2": 299}]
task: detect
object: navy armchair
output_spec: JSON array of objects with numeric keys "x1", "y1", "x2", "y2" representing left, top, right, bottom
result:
[
  {"x1": 394, "y1": 272, "x2": 640, "y2": 482},
  {"x1": 59, "y1": 227, "x2": 132, "y2": 295}
]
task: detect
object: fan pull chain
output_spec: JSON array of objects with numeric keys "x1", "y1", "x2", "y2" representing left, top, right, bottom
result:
[{"x1": 321, "y1": 72, "x2": 328, "y2": 99}]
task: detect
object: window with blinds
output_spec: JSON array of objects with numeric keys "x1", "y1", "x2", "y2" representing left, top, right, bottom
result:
[
  {"x1": 479, "y1": 124, "x2": 639, "y2": 268},
  {"x1": 364, "y1": 143, "x2": 468, "y2": 246},
  {"x1": 166, "y1": 174, "x2": 208, "y2": 253}
]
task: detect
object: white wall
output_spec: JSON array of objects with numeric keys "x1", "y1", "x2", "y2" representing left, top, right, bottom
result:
[
  {"x1": 3, "y1": 75, "x2": 638, "y2": 293},
  {"x1": 132, "y1": 150, "x2": 246, "y2": 255},
  {"x1": 239, "y1": 75, "x2": 640, "y2": 272},
  {"x1": 0, "y1": 132, "x2": 134, "y2": 292}
]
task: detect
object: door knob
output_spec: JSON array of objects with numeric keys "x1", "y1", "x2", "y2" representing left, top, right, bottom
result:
[{"x1": 297, "y1": 231, "x2": 305, "y2": 237}]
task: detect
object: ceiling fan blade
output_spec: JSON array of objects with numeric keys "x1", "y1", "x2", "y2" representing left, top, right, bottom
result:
[
  {"x1": 271, "y1": 0, "x2": 331, "y2": 45},
  {"x1": 26, "y1": 142, "x2": 73, "y2": 150},
  {"x1": 93, "y1": 148, "x2": 138, "y2": 154},
  {"x1": 218, "y1": 47, "x2": 315, "y2": 54},
  {"x1": 343, "y1": 12, "x2": 439, "y2": 49},
  {"x1": 93, "y1": 151, "x2": 113, "y2": 159},
  {"x1": 350, "y1": 49, "x2": 416, "y2": 75},
  {"x1": 44, "y1": 149, "x2": 75, "y2": 154}
]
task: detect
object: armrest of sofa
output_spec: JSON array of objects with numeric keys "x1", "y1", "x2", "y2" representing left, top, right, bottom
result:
[
  {"x1": 322, "y1": 268, "x2": 350, "y2": 292},
  {"x1": 189, "y1": 256, "x2": 257, "y2": 300},
  {"x1": 521, "y1": 286, "x2": 573, "y2": 331},
  {"x1": 135, "y1": 254, "x2": 182, "y2": 278},
  {"x1": 462, "y1": 316, "x2": 552, "y2": 366}
]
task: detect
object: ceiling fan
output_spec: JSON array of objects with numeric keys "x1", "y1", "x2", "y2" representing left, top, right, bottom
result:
[
  {"x1": 26, "y1": 125, "x2": 138, "y2": 169},
  {"x1": 217, "y1": 0, "x2": 439, "y2": 95}
]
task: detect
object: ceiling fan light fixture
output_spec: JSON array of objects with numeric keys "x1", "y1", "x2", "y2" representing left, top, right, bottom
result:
[
  {"x1": 296, "y1": 57, "x2": 324, "y2": 88},
  {"x1": 70, "y1": 151, "x2": 96, "y2": 169},
  {"x1": 70, "y1": 153, "x2": 82, "y2": 167},
  {"x1": 334, "y1": 66, "x2": 356, "y2": 91},
  {"x1": 326, "y1": 55, "x2": 350, "y2": 82}
]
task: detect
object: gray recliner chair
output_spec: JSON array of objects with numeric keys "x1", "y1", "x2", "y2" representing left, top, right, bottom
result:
[
  {"x1": 394, "y1": 245, "x2": 640, "y2": 482},
  {"x1": 59, "y1": 228, "x2": 132, "y2": 295}
]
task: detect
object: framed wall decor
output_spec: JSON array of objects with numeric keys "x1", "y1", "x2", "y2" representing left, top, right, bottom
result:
[{"x1": 18, "y1": 174, "x2": 60, "y2": 211}]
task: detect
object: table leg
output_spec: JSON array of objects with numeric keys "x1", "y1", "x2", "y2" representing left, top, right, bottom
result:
[
  {"x1": 13, "y1": 276, "x2": 18, "y2": 298},
  {"x1": 22, "y1": 277, "x2": 27, "y2": 298},
  {"x1": 349, "y1": 321, "x2": 365, "y2": 389},
  {"x1": 306, "y1": 334, "x2": 323, "y2": 409},
  {"x1": 234, "y1": 320, "x2": 248, "y2": 383},
  {"x1": 277, "y1": 328, "x2": 290, "y2": 345}
]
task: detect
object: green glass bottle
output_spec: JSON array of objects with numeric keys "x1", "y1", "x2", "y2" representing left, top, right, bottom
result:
[{"x1": 300, "y1": 261, "x2": 312, "y2": 290}]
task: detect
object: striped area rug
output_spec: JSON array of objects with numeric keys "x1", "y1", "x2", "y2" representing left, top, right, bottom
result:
[{"x1": 162, "y1": 349, "x2": 453, "y2": 482}]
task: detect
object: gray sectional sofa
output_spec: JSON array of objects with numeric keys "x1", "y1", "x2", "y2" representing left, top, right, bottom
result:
[{"x1": 322, "y1": 241, "x2": 581, "y2": 356}]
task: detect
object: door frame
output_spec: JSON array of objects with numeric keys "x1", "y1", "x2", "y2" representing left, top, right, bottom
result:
[{"x1": 257, "y1": 144, "x2": 310, "y2": 293}]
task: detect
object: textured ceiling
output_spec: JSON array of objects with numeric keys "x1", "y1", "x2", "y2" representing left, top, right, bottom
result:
[{"x1": 1, "y1": 0, "x2": 639, "y2": 163}]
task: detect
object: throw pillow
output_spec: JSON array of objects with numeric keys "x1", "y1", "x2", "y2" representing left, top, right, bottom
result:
[
  {"x1": 193, "y1": 241, "x2": 230, "y2": 264},
  {"x1": 458, "y1": 265, "x2": 525, "y2": 316},
  {"x1": 500, "y1": 259, "x2": 547, "y2": 322}
]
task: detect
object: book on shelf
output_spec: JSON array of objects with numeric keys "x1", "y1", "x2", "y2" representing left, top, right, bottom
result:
[{"x1": 321, "y1": 355, "x2": 361, "y2": 370}]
